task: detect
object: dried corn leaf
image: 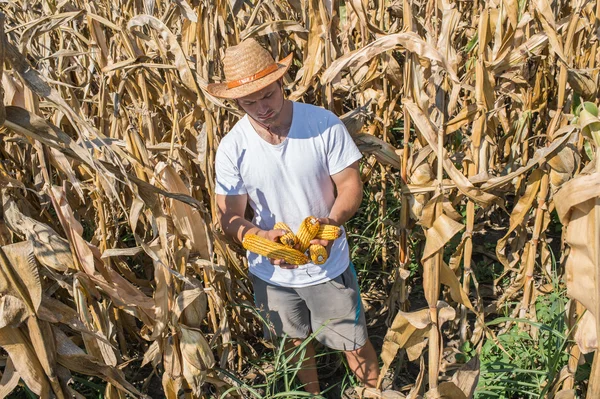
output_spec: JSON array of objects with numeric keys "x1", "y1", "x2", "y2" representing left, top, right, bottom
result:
[
  {"x1": 3, "y1": 106, "x2": 206, "y2": 211},
  {"x1": 573, "y1": 310, "x2": 597, "y2": 354},
  {"x1": 182, "y1": 356, "x2": 206, "y2": 397},
  {"x1": 353, "y1": 133, "x2": 401, "y2": 170},
  {"x1": 554, "y1": 390, "x2": 576, "y2": 399},
  {"x1": 156, "y1": 163, "x2": 212, "y2": 259},
  {"x1": 163, "y1": 337, "x2": 183, "y2": 399},
  {"x1": 404, "y1": 100, "x2": 498, "y2": 206},
  {"x1": 0, "y1": 357, "x2": 19, "y2": 399},
  {"x1": 53, "y1": 326, "x2": 145, "y2": 398},
  {"x1": 0, "y1": 241, "x2": 40, "y2": 314},
  {"x1": 2, "y1": 193, "x2": 74, "y2": 272},
  {"x1": 440, "y1": 261, "x2": 474, "y2": 311},
  {"x1": 422, "y1": 214, "x2": 465, "y2": 260},
  {"x1": 322, "y1": 32, "x2": 459, "y2": 84},
  {"x1": 289, "y1": 0, "x2": 326, "y2": 98},
  {"x1": 534, "y1": 0, "x2": 567, "y2": 63},
  {"x1": 38, "y1": 297, "x2": 114, "y2": 347},
  {"x1": 445, "y1": 104, "x2": 480, "y2": 135},
  {"x1": 180, "y1": 325, "x2": 216, "y2": 371},
  {"x1": 0, "y1": 295, "x2": 27, "y2": 329},
  {"x1": 241, "y1": 20, "x2": 308, "y2": 40},
  {"x1": 141, "y1": 340, "x2": 162, "y2": 368},
  {"x1": 450, "y1": 356, "x2": 480, "y2": 398},
  {"x1": 26, "y1": 317, "x2": 65, "y2": 398},
  {"x1": 0, "y1": 326, "x2": 50, "y2": 396},
  {"x1": 496, "y1": 169, "x2": 543, "y2": 269},
  {"x1": 0, "y1": 13, "x2": 4, "y2": 126},
  {"x1": 380, "y1": 302, "x2": 456, "y2": 380},
  {"x1": 555, "y1": 172, "x2": 600, "y2": 318},
  {"x1": 128, "y1": 15, "x2": 201, "y2": 99},
  {"x1": 482, "y1": 126, "x2": 575, "y2": 190},
  {"x1": 567, "y1": 69, "x2": 597, "y2": 100},
  {"x1": 174, "y1": 286, "x2": 208, "y2": 328}
]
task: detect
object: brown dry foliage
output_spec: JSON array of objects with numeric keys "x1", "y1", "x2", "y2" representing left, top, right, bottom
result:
[{"x1": 0, "y1": 0, "x2": 599, "y2": 397}]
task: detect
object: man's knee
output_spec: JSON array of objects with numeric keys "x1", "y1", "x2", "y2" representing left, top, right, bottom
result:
[
  {"x1": 285, "y1": 337, "x2": 307, "y2": 348},
  {"x1": 344, "y1": 339, "x2": 375, "y2": 359}
]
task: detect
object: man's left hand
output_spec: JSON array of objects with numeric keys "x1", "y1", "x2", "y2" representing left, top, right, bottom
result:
[{"x1": 309, "y1": 217, "x2": 336, "y2": 258}]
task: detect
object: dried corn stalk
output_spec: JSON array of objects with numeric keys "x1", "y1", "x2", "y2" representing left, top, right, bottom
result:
[{"x1": 0, "y1": 0, "x2": 599, "y2": 396}]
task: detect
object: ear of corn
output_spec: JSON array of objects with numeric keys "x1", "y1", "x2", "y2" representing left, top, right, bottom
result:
[
  {"x1": 242, "y1": 234, "x2": 309, "y2": 265},
  {"x1": 280, "y1": 232, "x2": 298, "y2": 247},
  {"x1": 274, "y1": 222, "x2": 299, "y2": 247},
  {"x1": 296, "y1": 216, "x2": 320, "y2": 253},
  {"x1": 309, "y1": 244, "x2": 328, "y2": 265},
  {"x1": 274, "y1": 222, "x2": 293, "y2": 233},
  {"x1": 315, "y1": 224, "x2": 341, "y2": 240}
]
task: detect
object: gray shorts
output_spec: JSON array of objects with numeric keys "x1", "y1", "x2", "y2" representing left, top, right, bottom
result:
[{"x1": 251, "y1": 264, "x2": 368, "y2": 351}]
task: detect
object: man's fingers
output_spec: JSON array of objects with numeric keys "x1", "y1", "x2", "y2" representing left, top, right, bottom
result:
[
  {"x1": 310, "y1": 238, "x2": 329, "y2": 246},
  {"x1": 270, "y1": 229, "x2": 288, "y2": 240},
  {"x1": 270, "y1": 258, "x2": 299, "y2": 269}
]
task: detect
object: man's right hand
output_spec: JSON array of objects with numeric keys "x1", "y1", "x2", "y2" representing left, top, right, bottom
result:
[
  {"x1": 255, "y1": 228, "x2": 300, "y2": 270},
  {"x1": 256, "y1": 228, "x2": 286, "y2": 242}
]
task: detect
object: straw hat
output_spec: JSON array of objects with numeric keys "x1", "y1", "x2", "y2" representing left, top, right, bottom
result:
[{"x1": 207, "y1": 39, "x2": 293, "y2": 99}]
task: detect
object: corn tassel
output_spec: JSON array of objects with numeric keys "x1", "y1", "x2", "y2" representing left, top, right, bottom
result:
[
  {"x1": 314, "y1": 224, "x2": 341, "y2": 240},
  {"x1": 242, "y1": 234, "x2": 308, "y2": 265},
  {"x1": 296, "y1": 216, "x2": 320, "y2": 253},
  {"x1": 309, "y1": 244, "x2": 328, "y2": 265}
]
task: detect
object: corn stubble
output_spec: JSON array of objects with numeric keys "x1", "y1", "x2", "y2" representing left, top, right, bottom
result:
[{"x1": 0, "y1": 0, "x2": 598, "y2": 397}]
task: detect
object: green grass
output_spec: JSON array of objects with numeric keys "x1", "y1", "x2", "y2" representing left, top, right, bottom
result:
[
  {"x1": 218, "y1": 332, "x2": 351, "y2": 398},
  {"x1": 472, "y1": 285, "x2": 573, "y2": 398}
]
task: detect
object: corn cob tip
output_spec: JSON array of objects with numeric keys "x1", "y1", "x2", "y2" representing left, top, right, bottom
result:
[{"x1": 309, "y1": 244, "x2": 328, "y2": 265}]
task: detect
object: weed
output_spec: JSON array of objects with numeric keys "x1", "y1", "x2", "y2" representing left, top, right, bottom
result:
[{"x1": 472, "y1": 287, "x2": 571, "y2": 398}]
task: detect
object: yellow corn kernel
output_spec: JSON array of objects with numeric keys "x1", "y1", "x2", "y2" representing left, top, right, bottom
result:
[
  {"x1": 280, "y1": 232, "x2": 298, "y2": 248},
  {"x1": 274, "y1": 222, "x2": 293, "y2": 233},
  {"x1": 242, "y1": 234, "x2": 309, "y2": 265},
  {"x1": 314, "y1": 224, "x2": 341, "y2": 240},
  {"x1": 274, "y1": 222, "x2": 298, "y2": 247},
  {"x1": 309, "y1": 244, "x2": 328, "y2": 265},
  {"x1": 296, "y1": 216, "x2": 321, "y2": 253}
]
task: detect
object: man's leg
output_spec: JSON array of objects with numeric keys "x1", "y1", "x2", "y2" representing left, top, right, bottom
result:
[
  {"x1": 344, "y1": 338, "x2": 380, "y2": 387},
  {"x1": 297, "y1": 265, "x2": 380, "y2": 388},
  {"x1": 284, "y1": 338, "x2": 320, "y2": 394},
  {"x1": 251, "y1": 275, "x2": 318, "y2": 393}
]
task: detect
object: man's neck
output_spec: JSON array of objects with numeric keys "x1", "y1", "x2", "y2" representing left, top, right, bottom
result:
[{"x1": 251, "y1": 100, "x2": 293, "y2": 136}]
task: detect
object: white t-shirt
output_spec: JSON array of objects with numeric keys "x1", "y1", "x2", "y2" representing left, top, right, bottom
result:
[{"x1": 215, "y1": 102, "x2": 363, "y2": 287}]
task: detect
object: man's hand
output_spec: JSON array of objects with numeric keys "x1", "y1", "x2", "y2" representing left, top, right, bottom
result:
[
  {"x1": 308, "y1": 217, "x2": 335, "y2": 260},
  {"x1": 256, "y1": 228, "x2": 301, "y2": 270},
  {"x1": 257, "y1": 217, "x2": 339, "y2": 269},
  {"x1": 257, "y1": 228, "x2": 287, "y2": 242}
]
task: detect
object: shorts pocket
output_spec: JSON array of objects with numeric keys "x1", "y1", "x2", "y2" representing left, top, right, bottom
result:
[{"x1": 329, "y1": 268, "x2": 349, "y2": 290}]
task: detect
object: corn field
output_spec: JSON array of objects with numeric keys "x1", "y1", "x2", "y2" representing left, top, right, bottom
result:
[{"x1": 0, "y1": 0, "x2": 599, "y2": 397}]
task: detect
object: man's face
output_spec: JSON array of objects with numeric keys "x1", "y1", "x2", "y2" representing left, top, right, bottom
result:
[{"x1": 237, "y1": 81, "x2": 284, "y2": 125}]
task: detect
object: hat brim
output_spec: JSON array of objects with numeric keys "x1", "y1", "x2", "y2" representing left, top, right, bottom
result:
[{"x1": 206, "y1": 53, "x2": 293, "y2": 99}]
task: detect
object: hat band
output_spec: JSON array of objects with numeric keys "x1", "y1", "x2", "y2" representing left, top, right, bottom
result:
[{"x1": 226, "y1": 63, "x2": 280, "y2": 89}]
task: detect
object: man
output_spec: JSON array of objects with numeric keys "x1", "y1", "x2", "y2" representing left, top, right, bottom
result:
[{"x1": 208, "y1": 39, "x2": 380, "y2": 394}]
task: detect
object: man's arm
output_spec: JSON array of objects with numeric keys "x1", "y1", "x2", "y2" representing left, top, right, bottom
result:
[
  {"x1": 217, "y1": 193, "x2": 296, "y2": 269},
  {"x1": 310, "y1": 160, "x2": 362, "y2": 253},
  {"x1": 216, "y1": 194, "x2": 284, "y2": 243},
  {"x1": 327, "y1": 161, "x2": 363, "y2": 226}
]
